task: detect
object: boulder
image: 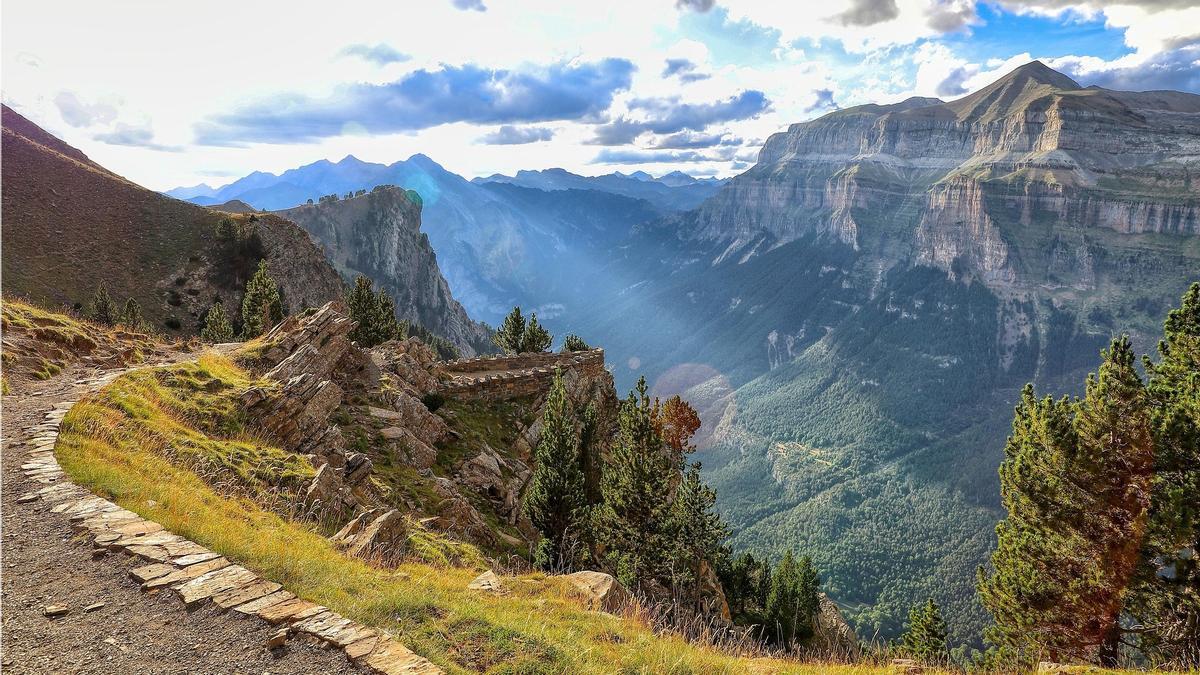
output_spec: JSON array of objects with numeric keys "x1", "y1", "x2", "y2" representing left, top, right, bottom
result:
[
  {"x1": 305, "y1": 464, "x2": 357, "y2": 515},
  {"x1": 378, "y1": 426, "x2": 438, "y2": 470},
  {"x1": 466, "y1": 570, "x2": 505, "y2": 594},
  {"x1": 368, "y1": 394, "x2": 449, "y2": 449},
  {"x1": 330, "y1": 509, "x2": 407, "y2": 563},
  {"x1": 560, "y1": 571, "x2": 630, "y2": 614},
  {"x1": 697, "y1": 559, "x2": 733, "y2": 623}
]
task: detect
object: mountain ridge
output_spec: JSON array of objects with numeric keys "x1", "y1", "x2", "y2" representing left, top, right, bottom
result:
[{"x1": 1, "y1": 104, "x2": 344, "y2": 334}]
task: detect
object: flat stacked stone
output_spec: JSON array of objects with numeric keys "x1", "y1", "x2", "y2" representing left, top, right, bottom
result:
[{"x1": 17, "y1": 372, "x2": 442, "y2": 675}]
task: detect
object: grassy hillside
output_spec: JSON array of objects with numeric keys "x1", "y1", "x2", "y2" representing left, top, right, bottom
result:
[
  {"x1": 53, "y1": 351, "x2": 900, "y2": 674},
  {"x1": 1, "y1": 105, "x2": 342, "y2": 335}
]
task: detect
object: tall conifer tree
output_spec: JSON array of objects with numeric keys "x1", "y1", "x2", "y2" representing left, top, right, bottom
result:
[
  {"x1": 200, "y1": 302, "x2": 234, "y2": 343},
  {"x1": 902, "y1": 598, "x2": 949, "y2": 664},
  {"x1": 86, "y1": 282, "x2": 115, "y2": 325},
  {"x1": 523, "y1": 372, "x2": 587, "y2": 571},
  {"x1": 981, "y1": 338, "x2": 1153, "y2": 666},
  {"x1": 1132, "y1": 283, "x2": 1200, "y2": 666},
  {"x1": 596, "y1": 376, "x2": 674, "y2": 589},
  {"x1": 1073, "y1": 336, "x2": 1153, "y2": 665},
  {"x1": 493, "y1": 306, "x2": 526, "y2": 354},
  {"x1": 241, "y1": 260, "x2": 283, "y2": 338}
]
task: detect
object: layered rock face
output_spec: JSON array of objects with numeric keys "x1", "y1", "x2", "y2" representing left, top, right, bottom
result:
[
  {"x1": 685, "y1": 61, "x2": 1200, "y2": 293},
  {"x1": 241, "y1": 303, "x2": 379, "y2": 516},
  {"x1": 277, "y1": 186, "x2": 493, "y2": 356}
]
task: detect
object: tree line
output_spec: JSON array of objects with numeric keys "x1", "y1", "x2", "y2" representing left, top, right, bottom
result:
[{"x1": 975, "y1": 283, "x2": 1200, "y2": 669}]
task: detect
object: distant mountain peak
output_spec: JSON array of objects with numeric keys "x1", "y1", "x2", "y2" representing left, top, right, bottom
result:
[
  {"x1": 1008, "y1": 60, "x2": 1081, "y2": 90},
  {"x1": 406, "y1": 153, "x2": 444, "y2": 170},
  {"x1": 944, "y1": 60, "x2": 1082, "y2": 123}
]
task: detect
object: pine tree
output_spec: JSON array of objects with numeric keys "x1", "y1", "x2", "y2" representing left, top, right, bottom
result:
[
  {"x1": 491, "y1": 306, "x2": 554, "y2": 354},
  {"x1": 902, "y1": 598, "x2": 948, "y2": 664},
  {"x1": 493, "y1": 306, "x2": 526, "y2": 354},
  {"x1": 347, "y1": 275, "x2": 377, "y2": 342},
  {"x1": 86, "y1": 282, "x2": 115, "y2": 325},
  {"x1": 215, "y1": 216, "x2": 236, "y2": 242},
  {"x1": 979, "y1": 385, "x2": 1085, "y2": 661},
  {"x1": 1132, "y1": 283, "x2": 1200, "y2": 666},
  {"x1": 1073, "y1": 336, "x2": 1154, "y2": 666},
  {"x1": 523, "y1": 371, "x2": 587, "y2": 571},
  {"x1": 117, "y1": 298, "x2": 144, "y2": 330},
  {"x1": 667, "y1": 462, "x2": 729, "y2": 607},
  {"x1": 524, "y1": 313, "x2": 552, "y2": 352},
  {"x1": 562, "y1": 334, "x2": 590, "y2": 352},
  {"x1": 347, "y1": 275, "x2": 398, "y2": 347},
  {"x1": 763, "y1": 551, "x2": 819, "y2": 649},
  {"x1": 596, "y1": 376, "x2": 674, "y2": 590},
  {"x1": 374, "y1": 289, "x2": 399, "y2": 344},
  {"x1": 980, "y1": 338, "x2": 1154, "y2": 666},
  {"x1": 200, "y1": 302, "x2": 234, "y2": 343},
  {"x1": 241, "y1": 260, "x2": 283, "y2": 338}
]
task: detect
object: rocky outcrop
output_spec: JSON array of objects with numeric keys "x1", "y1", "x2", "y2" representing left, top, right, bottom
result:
[
  {"x1": 683, "y1": 61, "x2": 1200, "y2": 294},
  {"x1": 812, "y1": 593, "x2": 860, "y2": 659},
  {"x1": 330, "y1": 509, "x2": 408, "y2": 563},
  {"x1": 277, "y1": 186, "x2": 493, "y2": 356},
  {"x1": 240, "y1": 303, "x2": 378, "y2": 515}
]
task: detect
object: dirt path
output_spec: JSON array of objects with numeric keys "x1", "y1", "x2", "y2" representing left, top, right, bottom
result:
[{"x1": 2, "y1": 363, "x2": 361, "y2": 674}]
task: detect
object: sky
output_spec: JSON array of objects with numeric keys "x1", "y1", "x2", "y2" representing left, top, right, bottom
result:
[{"x1": 3, "y1": 0, "x2": 1199, "y2": 191}]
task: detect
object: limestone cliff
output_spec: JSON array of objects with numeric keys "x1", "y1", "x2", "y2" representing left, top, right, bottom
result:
[
  {"x1": 277, "y1": 187, "x2": 493, "y2": 356},
  {"x1": 685, "y1": 61, "x2": 1200, "y2": 296}
]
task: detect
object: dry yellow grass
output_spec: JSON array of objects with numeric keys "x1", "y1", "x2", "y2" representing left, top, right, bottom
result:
[{"x1": 54, "y1": 352, "x2": 911, "y2": 674}]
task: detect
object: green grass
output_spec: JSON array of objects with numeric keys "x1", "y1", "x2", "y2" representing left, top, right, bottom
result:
[
  {"x1": 2, "y1": 298, "x2": 160, "y2": 380},
  {"x1": 54, "y1": 353, "x2": 893, "y2": 674}
]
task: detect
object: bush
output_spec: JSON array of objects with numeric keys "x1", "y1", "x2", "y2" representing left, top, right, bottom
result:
[{"x1": 421, "y1": 393, "x2": 445, "y2": 413}]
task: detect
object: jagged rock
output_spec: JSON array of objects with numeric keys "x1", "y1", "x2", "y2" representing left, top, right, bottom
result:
[
  {"x1": 379, "y1": 426, "x2": 438, "y2": 470},
  {"x1": 813, "y1": 593, "x2": 860, "y2": 659},
  {"x1": 428, "y1": 478, "x2": 492, "y2": 543},
  {"x1": 697, "y1": 559, "x2": 732, "y2": 623},
  {"x1": 330, "y1": 509, "x2": 407, "y2": 563},
  {"x1": 456, "y1": 445, "x2": 529, "y2": 524},
  {"x1": 371, "y1": 338, "x2": 440, "y2": 396},
  {"x1": 560, "y1": 571, "x2": 629, "y2": 614},
  {"x1": 305, "y1": 464, "x2": 357, "y2": 514},
  {"x1": 343, "y1": 453, "x2": 373, "y2": 486},
  {"x1": 240, "y1": 302, "x2": 384, "y2": 519},
  {"x1": 466, "y1": 570, "x2": 505, "y2": 594}
]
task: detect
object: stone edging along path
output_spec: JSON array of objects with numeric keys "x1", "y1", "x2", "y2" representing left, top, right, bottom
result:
[{"x1": 15, "y1": 367, "x2": 442, "y2": 675}]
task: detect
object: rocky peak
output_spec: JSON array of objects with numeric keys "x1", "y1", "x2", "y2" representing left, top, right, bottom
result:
[{"x1": 276, "y1": 186, "x2": 493, "y2": 356}]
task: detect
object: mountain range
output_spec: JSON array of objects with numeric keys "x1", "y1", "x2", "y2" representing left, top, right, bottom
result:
[
  {"x1": 167, "y1": 61, "x2": 1200, "y2": 643},
  {"x1": 566, "y1": 60, "x2": 1200, "y2": 642},
  {"x1": 167, "y1": 160, "x2": 724, "y2": 325}
]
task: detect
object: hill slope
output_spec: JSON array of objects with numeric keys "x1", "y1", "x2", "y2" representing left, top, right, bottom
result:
[{"x1": 1, "y1": 105, "x2": 343, "y2": 334}]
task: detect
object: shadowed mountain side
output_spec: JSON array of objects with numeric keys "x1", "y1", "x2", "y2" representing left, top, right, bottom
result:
[{"x1": 1, "y1": 105, "x2": 343, "y2": 334}]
